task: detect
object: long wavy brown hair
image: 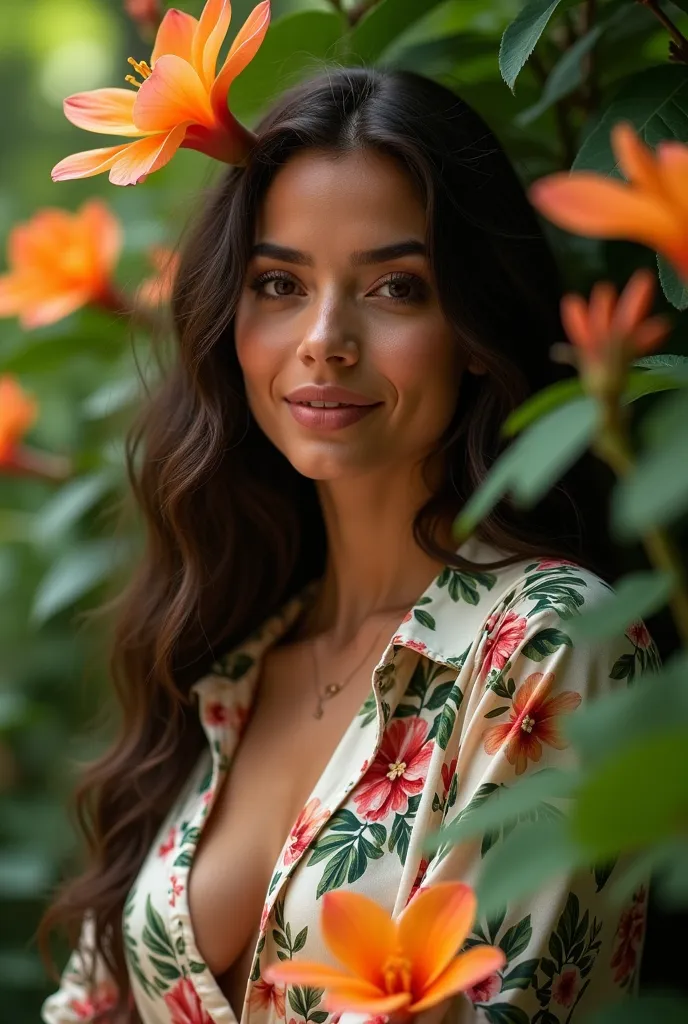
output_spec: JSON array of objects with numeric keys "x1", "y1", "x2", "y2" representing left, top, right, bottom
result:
[{"x1": 38, "y1": 67, "x2": 612, "y2": 1022}]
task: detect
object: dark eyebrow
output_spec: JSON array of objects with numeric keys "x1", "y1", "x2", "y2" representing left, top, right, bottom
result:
[{"x1": 249, "y1": 239, "x2": 427, "y2": 267}]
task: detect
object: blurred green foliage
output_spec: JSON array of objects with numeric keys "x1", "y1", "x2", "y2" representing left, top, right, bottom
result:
[{"x1": 1, "y1": 1, "x2": 687, "y2": 1021}]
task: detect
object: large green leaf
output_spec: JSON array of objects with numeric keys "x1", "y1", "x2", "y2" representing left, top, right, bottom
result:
[
  {"x1": 32, "y1": 471, "x2": 117, "y2": 543},
  {"x1": 348, "y1": 0, "x2": 446, "y2": 64},
  {"x1": 658, "y1": 253, "x2": 688, "y2": 311},
  {"x1": 573, "y1": 63, "x2": 688, "y2": 173},
  {"x1": 573, "y1": 730, "x2": 688, "y2": 857},
  {"x1": 499, "y1": 0, "x2": 576, "y2": 92},
  {"x1": 612, "y1": 388, "x2": 688, "y2": 538},
  {"x1": 30, "y1": 538, "x2": 130, "y2": 625},
  {"x1": 456, "y1": 397, "x2": 598, "y2": 537},
  {"x1": 229, "y1": 10, "x2": 348, "y2": 123},
  {"x1": 570, "y1": 570, "x2": 675, "y2": 642},
  {"x1": 476, "y1": 819, "x2": 584, "y2": 915},
  {"x1": 566, "y1": 652, "x2": 688, "y2": 767},
  {"x1": 517, "y1": 22, "x2": 606, "y2": 125}
]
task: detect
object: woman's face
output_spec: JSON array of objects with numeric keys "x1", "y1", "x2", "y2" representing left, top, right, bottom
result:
[{"x1": 235, "y1": 148, "x2": 479, "y2": 481}]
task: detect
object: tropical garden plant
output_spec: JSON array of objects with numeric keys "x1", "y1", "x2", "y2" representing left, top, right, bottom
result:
[{"x1": 1, "y1": 2, "x2": 687, "y2": 1022}]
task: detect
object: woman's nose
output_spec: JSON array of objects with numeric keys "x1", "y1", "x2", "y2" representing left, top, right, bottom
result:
[{"x1": 295, "y1": 294, "x2": 360, "y2": 368}]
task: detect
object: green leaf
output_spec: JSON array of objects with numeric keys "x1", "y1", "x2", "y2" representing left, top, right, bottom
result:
[
  {"x1": 229, "y1": 10, "x2": 347, "y2": 123},
  {"x1": 32, "y1": 471, "x2": 117, "y2": 543},
  {"x1": 573, "y1": 729, "x2": 688, "y2": 858},
  {"x1": 501, "y1": 958, "x2": 539, "y2": 990},
  {"x1": 522, "y1": 627, "x2": 573, "y2": 661},
  {"x1": 315, "y1": 843, "x2": 356, "y2": 898},
  {"x1": 476, "y1": 819, "x2": 584, "y2": 916},
  {"x1": 368, "y1": 822, "x2": 387, "y2": 847},
  {"x1": 349, "y1": 0, "x2": 446, "y2": 64},
  {"x1": 426, "y1": 680, "x2": 455, "y2": 711},
  {"x1": 328, "y1": 808, "x2": 361, "y2": 832},
  {"x1": 143, "y1": 895, "x2": 175, "y2": 959},
  {"x1": 456, "y1": 398, "x2": 598, "y2": 537},
  {"x1": 189, "y1": 961, "x2": 206, "y2": 974},
  {"x1": 482, "y1": 1003, "x2": 530, "y2": 1024},
  {"x1": 499, "y1": 0, "x2": 574, "y2": 92},
  {"x1": 502, "y1": 379, "x2": 584, "y2": 437},
  {"x1": 574, "y1": 64, "x2": 688, "y2": 173},
  {"x1": 633, "y1": 354, "x2": 688, "y2": 371},
  {"x1": 613, "y1": 390, "x2": 688, "y2": 537},
  {"x1": 430, "y1": 770, "x2": 575, "y2": 852},
  {"x1": 31, "y1": 538, "x2": 130, "y2": 625},
  {"x1": 658, "y1": 253, "x2": 688, "y2": 310},
  {"x1": 567, "y1": 653, "x2": 688, "y2": 766},
  {"x1": 570, "y1": 571, "x2": 674, "y2": 641},
  {"x1": 500, "y1": 915, "x2": 533, "y2": 960},
  {"x1": 82, "y1": 375, "x2": 140, "y2": 419},
  {"x1": 517, "y1": 21, "x2": 606, "y2": 125},
  {"x1": 413, "y1": 608, "x2": 436, "y2": 630},
  {"x1": 148, "y1": 956, "x2": 181, "y2": 981}
]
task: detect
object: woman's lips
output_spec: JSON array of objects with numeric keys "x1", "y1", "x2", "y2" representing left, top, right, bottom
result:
[{"x1": 285, "y1": 400, "x2": 380, "y2": 431}]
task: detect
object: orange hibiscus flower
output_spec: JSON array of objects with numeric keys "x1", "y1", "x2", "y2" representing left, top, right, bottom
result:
[
  {"x1": 52, "y1": 0, "x2": 271, "y2": 187},
  {"x1": 483, "y1": 671, "x2": 581, "y2": 775},
  {"x1": 249, "y1": 978, "x2": 286, "y2": 1017},
  {"x1": 0, "y1": 200, "x2": 123, "y2": 329},
  {"x1": 530, "y1": 122, "x2": 688, "y2": 280}
]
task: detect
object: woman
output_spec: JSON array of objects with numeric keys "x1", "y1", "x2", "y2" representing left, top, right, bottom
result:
[{"x1": 39, "y1": 67, "x2": 654, "y2": 1024}]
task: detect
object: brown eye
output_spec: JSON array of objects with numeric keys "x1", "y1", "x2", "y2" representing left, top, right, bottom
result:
[
  {"x1": 249, "y1": 271, "x2": 304, "y2": 299},
  {"x1": 373, "y1": 273, "x2": 428, "y2": 304}
]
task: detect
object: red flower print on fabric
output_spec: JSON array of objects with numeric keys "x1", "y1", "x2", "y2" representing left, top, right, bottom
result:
[
  {"x1": 354, "y1": 718, "x2": 433, "y2": 821},
  {"x1": 627, "y1": 621, "x2": 651, "y2": 649},
  {"x1": 249, "y1": 978, "x2": 286, "y2": 1017},
  {"x1": 480, "y1": 610, "x2": 528, "y2": 679},
  {"x1": 404, "y1": 638, "x2": 428, "y2": 654},
  {"x1": 284, "y1": 797, "x2": 330, "y2": 866},
  {"x1": 535, "y1": 559, "x2": 577, "y2": 571},
  {"x1": 164, "y1": 978, "x2": 214, "y2": 1024},
  {"x1": 204, "y1": 701, "x2": 248, "y2": 733},
  {"x1": 465, "y1": 972, "x2": 501, "y2": 1003},
  {"x1": 406, "y1": 857, "x2": 430, "y2": 905},
  {"x1": 401, "y1": 610, "x2": 413, "y2": 624},
  {"x1": 441, "y1": 757, "x2": 457, "y2": 798},
  {"x1": 168, "y1": 875, "x2": 184, "y2": 908},
  {"x1": 552, "y1": 967, "x2": 580, "y2": 1007},
  {"x1": 611, "y1": 886, "x2": 647, "y2": 985},
  {"x1": 157, "y1": 825, "x2": 176, "y2": 858},
  {"x1": 69, "y1": 981, "x2": 118, "y2": 1019},
  {"x1": 483, "y1": 671, "x2": 582, "y2": 775}
]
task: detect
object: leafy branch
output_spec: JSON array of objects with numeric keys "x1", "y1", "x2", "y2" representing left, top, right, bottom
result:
[{"x1": 638, "y1": 0, "x2": 688, "y2": 62}]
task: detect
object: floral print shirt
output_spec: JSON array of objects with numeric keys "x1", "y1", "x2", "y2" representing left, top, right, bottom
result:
[{"x1": 41, "y1": 537, "x2": 657, "y2": 1024}]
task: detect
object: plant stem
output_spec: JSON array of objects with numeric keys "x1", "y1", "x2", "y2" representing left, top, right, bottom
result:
[
  {"x1": 594, "y1": 401, "x2": 688, "y2": 646},
  {"x1": 638, "y1": 0, "x2": 688, "y2": 62}
]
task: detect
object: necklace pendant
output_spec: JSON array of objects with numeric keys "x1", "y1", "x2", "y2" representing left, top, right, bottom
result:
[
  {"x1": 313, "y1": 704, "x2": 324, "y2": 720},
  {"x1": 325, "y1": 683, "x2": 340, "y2": 696}
]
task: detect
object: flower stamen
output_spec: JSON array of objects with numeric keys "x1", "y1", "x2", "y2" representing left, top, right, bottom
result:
[
  {"x1": 387, "y1": 760, "x2": 407, "y2": 780},
  {"x1": 125, "y1": 57, "x2": 154, "y2": 89},
  {"x1": 382, "y1": 953, "x2": 413, "y2": 995},
  {"x1": 520, "y1": 714, "x2": 536, "y2": 734}
]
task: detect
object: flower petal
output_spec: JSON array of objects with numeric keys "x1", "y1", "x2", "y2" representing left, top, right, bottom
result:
[
  {"x1": 19, "y1": 289, "x2": 93, "y2": 329},
  {"x1": 512, "y1": 672, "x2": 547, "y2": 717},
  {"x1": 324, "y1": 990, "x2": 412, "y2": 1016},
  {"x1": 561, "y1": 293, "x2": 594, "y2": 353},
  {"x1": 192, "y1": 0, "x2": 231, "y2": 89},
  {"x1": 51, "y1": 142, "x2": 136, "y2": 182},
  {"x1": 398, "y1": 882, "x2": 476, "y2": 992},
  {"x1": 633, "y1": 318, "x2": 672, "y2": 354},
  {"x1": 134, "y1": 54, "x2": 214, "y2": 132},
  {"x1": 612, "y1": 123, "x2": 663, "y2": 196},
  {"x1": 63, "y1": 89, "x2": 147, "y2": 136},
  {"x1": 152, "y1": 8, "x2": 198, "y2": 64},
  {"x1": 529, "y1": 175, "x2": 679, "y2": 253},
  {"x1": 611, "y1": 269, "x2": 656, "y2": 338},
  {"x1": 77, "y1": 199, "x2": 123, "y2": 276},
  {"x1": 588, "y1": 281, "x2": 617, "y2": 350},
  {"x1": 483, "y1": 722, "x2": 512, "y2": 756},
  {"x1": 263, "y1": 960, "x2": 355, "y2": 989},
  {"x1": 321, "y1": 891, "x2": 396, "y2": 988},
  {"x1": 657, "y1": 141, "x2": 688, "y2": 222},
  {"x1": 408, "y1": 947, "x2": 506, "y2": 1014},
  {"x1": 211, "y1": 0, "x2": 271, "y2": 123},
  {"x1": 108, "y1": 124, "x2": 188, "y2": 186},
  {"x1": 540, "y1": 689, "x2": 582, "y2": 720}
]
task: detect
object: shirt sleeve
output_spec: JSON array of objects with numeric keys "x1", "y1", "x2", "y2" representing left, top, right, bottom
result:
[
  {"x1": 41, "y1": 913, "x2": 121, "y2": 1024},
  {"x1": 416, "y1": 601, "x2": 653, "y2": 1024}
]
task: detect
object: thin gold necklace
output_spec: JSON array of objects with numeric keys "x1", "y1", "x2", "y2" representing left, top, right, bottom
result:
[{"x1": 309, "y1": 621, "x2": 391, "y2": 720}]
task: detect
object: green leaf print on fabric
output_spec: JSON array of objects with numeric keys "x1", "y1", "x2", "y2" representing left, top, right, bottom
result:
[
  {"x1": 532, "y1": 892, "x2": 602, "y2": 1017},
  {"x1": 123, "y1": 886, "x2": 156, "y2": 999},
  {"x1": 211, "y1": 651, "x2": 255, "y2": 680},
  {"x1": 249, "y1": 935, "x2": 266, "y2": 982},
  {"x1": 288, "y1": 985, "x2": 326, "y2": 1022},
  {"x1": 307, "y1": 809, "x2": 387, "y2": 898},
  {"x1": 268, "y1": 870, "x2": 282, "y2": 896},
  {"x1": 272, "y1": 902, "x2": 309, "y2": 962},
  {"x1": 389, "y1": 792, "x2": 422, "y2": 866},
  {"x1": 427, "y1": 681, "x2": 463, "y2": 749},
  {"x1": 437, "y1": 566, "x2": 497, "y2": 604},
  {"x1": 413, "y1": 608, "x2": 436, "y2": 629},
  {"x1": 141, "y1": 895, "x2": 181, "y2": 990},
  {"x1": 522, "y1": 628, "x2": 573, "y2": 662},
  {"x1": 394, "y1": 661, "x2": 455, "y2": 720},
  {"x1": 481, "y1": 1003, "x2": 530, "y2": 1024},
  {"x1": 520, "y1": 573, "x2": 588, "y2": 620}
]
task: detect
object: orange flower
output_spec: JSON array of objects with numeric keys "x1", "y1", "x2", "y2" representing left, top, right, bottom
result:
[
  {"x1": 483, "y1": 671, "x2": 581, "y2": 776},
  {"x1": 52, "y1": 0, "x2": 271, "y2": 187},
  {"x1": 560, "y1": 269, "x2": 671, "y2": 373},
  {"x1": 137, "y1": 245, "x2": 180, "y2": 306},
  {"x1": 263, "y1": 883, "x2": 505, "y2": 1017},
  {"x1": 0, "y1": 200, "x2": 123, "y2": 329},
  {"x1": 0, "y1": 376, "x2": 38, "y2": 463},
  {"x1": 529, "y1": 122, "x2": 688, "y2": 279}
]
